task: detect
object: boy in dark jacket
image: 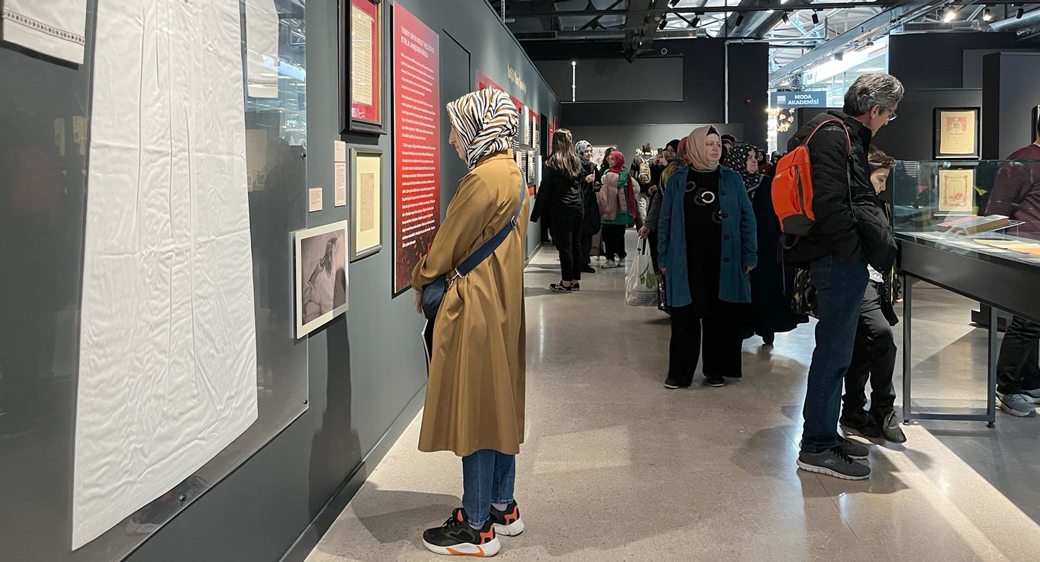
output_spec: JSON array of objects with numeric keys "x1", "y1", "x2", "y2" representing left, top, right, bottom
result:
[
  {"x1": 840, "y1": 147, "x2": 906, "y2": 444},
  {"x1": 789, "y1": 73, "x2": 903, "y2": 480}
]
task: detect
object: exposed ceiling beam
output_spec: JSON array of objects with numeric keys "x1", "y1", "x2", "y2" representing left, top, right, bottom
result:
[
  {"x1": 769, "y1": 0, "x2": 947, "y2": 86},
  {"x1": 509, "y1": 1, "x2": 904, "y2": 17},
  {"x1": 579, "y1": 0, "x2": 627, "y2": 30}
]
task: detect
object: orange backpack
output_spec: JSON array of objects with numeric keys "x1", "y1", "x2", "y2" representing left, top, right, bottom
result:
[{"x1": 772, "y1": 119, "x2": 851, "y2": 236}]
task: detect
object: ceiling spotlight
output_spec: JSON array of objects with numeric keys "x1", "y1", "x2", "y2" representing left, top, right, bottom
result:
[
  {"x1": 782, "y1": 12, "x2": 789, "y2": 23},
  {"x1": 983, "y1": 6, "x2": 993, "y2": 20},
  {"x1": 669, "y1": 0, "x2": 681, "y2": 6},
  {"x1": 943, "y1": 7, "x2": 957, "y2": 22},
  {"x1": 736, "y1": 13, "x2": 745, "y2": 26},
  {"x1": 812, "y1": 10, "x2": 820, "y2": 24},
  {"x1": 659, "y1": 17, "x2": 668, "y2": 29},
  {"x1": 1018, "y1": 5, "x2": 1025, "y2": 18},
  {"x1": 691, "y1": 15, "x2": 701, "y2": 26}
]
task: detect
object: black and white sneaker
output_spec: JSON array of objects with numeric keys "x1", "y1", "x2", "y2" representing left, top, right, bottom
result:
[
  {"x1": 837, "y1": 436, "x2": 870, "y2": 459},
  {"x1": 705, "y1": 376, "x2": 726, "y2": 388},
  {"x1": 797, "y1": 447, "x2": 871, "y2": 480},
  {"x1": 422, "y1": 508, "x2": 500, "y2": 557},
  {"x1": 489, "y1": 501, "x2": 525, "y2": 536},
  {"x1": 549, "y1": 282, "x2": 573, "y2": 293},
  {"x1": 571, "y1": 283, "x2": 581, "y2": 292}
]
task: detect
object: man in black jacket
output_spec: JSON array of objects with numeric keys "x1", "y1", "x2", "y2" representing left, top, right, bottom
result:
[{"x1": 788, "y1": 74, "x2": 903, "y2": 480}]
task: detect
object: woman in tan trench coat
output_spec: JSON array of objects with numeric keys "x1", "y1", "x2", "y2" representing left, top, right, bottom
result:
[{"x1": 413, "y1": 89, "x2": 528, "y2": 557}]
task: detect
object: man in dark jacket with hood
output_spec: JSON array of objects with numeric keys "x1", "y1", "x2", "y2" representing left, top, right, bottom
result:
[{"x1": 788, "y1": 73, "x2": 903, "y2": 480}]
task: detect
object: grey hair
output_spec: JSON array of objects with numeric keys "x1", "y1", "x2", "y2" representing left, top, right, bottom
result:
[{"x1": 843, "y1": 73, "x2": 905, "y2": 117}]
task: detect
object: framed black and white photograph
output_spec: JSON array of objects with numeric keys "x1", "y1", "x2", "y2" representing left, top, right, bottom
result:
[
  {"x1": 934, "y1": 107, "x2": 981, "y2": 160},
  {"x1": 339, "y1": 0, "x2": 385, "y2": 135},
  {"x1": 294, "y1": 221, "x2": 350, "y2": 338},
  {"x1": 350, "y1": 146, "x2": 383, "y2": 261}
]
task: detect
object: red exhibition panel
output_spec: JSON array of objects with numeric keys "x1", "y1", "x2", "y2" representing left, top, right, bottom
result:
[
  {"x1": 393, "y1": 4, "x2": 440, "y2": 294},
  {"x1": 351, "y1": 0, "x2": 381, "y2": 124}
]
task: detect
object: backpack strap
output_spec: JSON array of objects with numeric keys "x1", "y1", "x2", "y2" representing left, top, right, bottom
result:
[
  {"x1": 452, "y1": 178, "x2": 527, "y2": 280},
  {"x1": 804, "y1": 118, "x2": 852, "y2": 156}
]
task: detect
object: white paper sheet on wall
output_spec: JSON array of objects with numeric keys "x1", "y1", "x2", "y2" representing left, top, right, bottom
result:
[
  {"x1": 74, "y1": 0, "x2": 258, "y2": 549},
  {"x1": 1, "y1": 0, "x2": 88, "y2": 64},
  {"x1": 246, "y1": 0, "x2": 279, "y2": 98}
]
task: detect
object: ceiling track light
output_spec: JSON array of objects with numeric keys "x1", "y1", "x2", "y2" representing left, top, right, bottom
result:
[
  {"x1": 659, "y1": 17, "x2": 667, "y2": 30},
  {"x1": 669, "y1": 0, "x2": 681, "y2": 6},
  {"x1": 983, "y1": 5, "x2": 993, "y2": 20},
  {"x1": 1018, "y1": 5, "x2": 1025, "y2": 18},
  {"x1": 782, "y1": 11, "x2": 789, "y2": 23},
  {"x1": 943, "y1": 6, "x2": 957, "y2": 22},
  {"x1": 812, "y1": 10, "x2": 820, "y2": 24},
  {"x1": 691, "y1": 15, "x2": 701, "y2": 26},
  {"x1": 736, "y1": 13, "x2": 745, "y2": 26}
]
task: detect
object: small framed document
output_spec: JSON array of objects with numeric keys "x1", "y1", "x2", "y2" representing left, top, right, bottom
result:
[
  {"x1": 934, "y1": 107, "x2": 981, "y2": 160},
  {"x1": 340, "y1": 0, "x2": 385, "y2": 135},
  {"x1": 349, "y1": 146, "x2": 383, "y2": 261},
  {"x1": 937, "y1": 167, "x2": 976, "y2": 214}
]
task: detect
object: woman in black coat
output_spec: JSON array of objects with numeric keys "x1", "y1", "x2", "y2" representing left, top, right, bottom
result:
[
  {"x1": 723, "y1": 142, "x2": 805, "y2": 344},
  {"x1": 532, "y1": 129, "x2": 587, "y2": 292},
  {"x1": 574, "y1": 140, "x2": 601, "y2": 273}
]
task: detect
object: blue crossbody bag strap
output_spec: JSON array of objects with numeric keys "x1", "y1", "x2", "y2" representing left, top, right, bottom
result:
[
  {"x1": 421, "y1": 178, "x2": 526, "y2": 322},
  {"x1": 453, "y1": 180, "x2": 526, "y2": 278}
]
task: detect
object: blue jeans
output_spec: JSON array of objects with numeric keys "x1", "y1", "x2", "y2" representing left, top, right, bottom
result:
[
  {"x1": 801, "y1": 255, "x2": 868, "y2": 453},
  {"x1": 462, "y1": 450, "x2": 516, "y2": 526}
]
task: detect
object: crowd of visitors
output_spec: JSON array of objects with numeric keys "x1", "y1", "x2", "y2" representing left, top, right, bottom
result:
[{"x1": 411, "y1": 72, "x2": 1038, "y2": 556}]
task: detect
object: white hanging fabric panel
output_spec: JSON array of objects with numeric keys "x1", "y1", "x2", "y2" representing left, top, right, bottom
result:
[
  {"x1": 1, "y1": 0, "x2": 89, "y2": 64},
  {"x1": 245, "y1": 0, "x2": 280, "y2": 98},
  {"x1": 73, "y1": 0, "x2": 258, "y2": 549}
]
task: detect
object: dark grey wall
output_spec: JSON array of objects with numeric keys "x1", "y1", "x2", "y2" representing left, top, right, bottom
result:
[
  {"x1": 524, "y1": 39, "x2": 769, "y2": 149},
  {"x1": 786, "y1": 88, "x2": 982, "y2": 162},
  {"x1": 982, "y1": 52, "x2": 1040, "y2": 159},
  {"x1": 536, "y1": 57, "x2": 685, "y2": 102},
  {"x1": 0, "y1": 1, "x2": 558, "y2": 562},
  {"x1": 889, "y1": 32, "x2": 1022, "y2": 90}
]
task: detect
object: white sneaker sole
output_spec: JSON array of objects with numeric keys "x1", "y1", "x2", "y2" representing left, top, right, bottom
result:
[
  {"x1": 797, "y1": 459, "x2": 870, "y2": 480},
  {"x1": 423, "y1": 537, "x2": 501, "y2": 557},
  {"x1": 493, "y1": 518, "x2": 525, "y2": 536}
]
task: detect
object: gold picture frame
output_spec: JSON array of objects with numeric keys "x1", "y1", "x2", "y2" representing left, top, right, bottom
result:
[{"x1": 350, "y1": 146, "x2": 383, "y2": 261}]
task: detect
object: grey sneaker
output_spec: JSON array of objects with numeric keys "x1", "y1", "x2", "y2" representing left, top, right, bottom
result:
[
  {"x1": 798, "y1": 448, "x2": 871, "y2": 480},
  {"x1": 998, "y1": 392, "x2": 1037, "y2": 417},
  {"x1": 1021, "y1": 387, "x2": 1040, "y2": 404},
  {"x1": 878, "y1": 411, "x2": 907, "y2": 443},
  {"x1": 837, "y1": 436, "x2": 869, "y2": 459}
]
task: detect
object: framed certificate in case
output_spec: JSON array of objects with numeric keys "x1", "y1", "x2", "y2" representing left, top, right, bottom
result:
[
  {"x1": 340, "y1": 0, "x2": 385, "y2": 135},
  {"x1": 934, "y1": 107, "x2": 980, "y2": 160}
]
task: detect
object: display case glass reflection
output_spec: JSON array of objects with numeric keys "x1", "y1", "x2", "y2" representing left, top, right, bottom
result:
[{"x1": 893, "y1": 159, "x2": 1040, "y2": 266}]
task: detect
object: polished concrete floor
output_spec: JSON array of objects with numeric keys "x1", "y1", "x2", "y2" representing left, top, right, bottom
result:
[{"x1": 307, "y1": 234, "x2": 1040, "y2": 562}]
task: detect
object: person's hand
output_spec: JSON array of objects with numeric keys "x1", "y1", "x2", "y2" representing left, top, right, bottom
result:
[
  {"x1": 660, "y1": 267, "x2": 666, "y2": 275},
  {"x1": 414, "y1": 288, "x2": 424, "y2": 316},
  {"x1": 585, "y1": 173, "x2": 595, "y2": 183},
  {"x1": 744, "y1": 265, "x2": 755, "y2": 274},
  {"x1": 638, "y1": 226, "x2": 649, "y2": 239},
  {"x1": 649, "y1": 184, "x2": 658, "y2": 196}
]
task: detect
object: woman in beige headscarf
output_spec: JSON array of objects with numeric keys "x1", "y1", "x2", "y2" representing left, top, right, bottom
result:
[
  {"x1": 412, "y1": 89, "x2": 529, "y2": 557},
  {"x1": 658, "y1": 126, "x2": 757, "y2": 389}
]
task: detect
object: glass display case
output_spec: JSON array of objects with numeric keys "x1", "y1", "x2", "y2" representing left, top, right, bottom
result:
[
  {"x1": 892, "y1": 159, "x2": 1040, "y2": 268},
  {"x1": 893, "y1": 159, "x2": 1040, "y2": 427}
]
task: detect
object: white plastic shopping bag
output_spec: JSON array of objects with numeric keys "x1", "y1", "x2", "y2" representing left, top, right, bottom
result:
[{"x1": 626, "y1": 240, "x2": 658, "y2": 307}]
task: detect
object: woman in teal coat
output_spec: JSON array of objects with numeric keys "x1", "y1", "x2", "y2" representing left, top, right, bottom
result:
[{"x1": 658, "y1": 126, "x2": 757, "y2": 388}]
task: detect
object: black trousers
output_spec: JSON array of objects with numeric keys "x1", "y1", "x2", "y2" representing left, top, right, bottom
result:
[
  {"x1": 667, "y1": 304, "x2": 743, "y2": 385},
  {"x1": 648, "y1": 230, "x2": 660, "y2": 272},
  {"x1": 552, "y1": 207, "x2": 584, "y2": 282},
  {"x1": 842, "y1": 280, "x2": 897, "y2": 416},
  {"x1": 996, "y1": 315, "x2": 1040, "y2": 395},
  {"x1": 580, "y1": 227, "x2": 594, "y2": 267},
  {"x1": 601, "y1": 224, "x2": 628, "y2": 261}
]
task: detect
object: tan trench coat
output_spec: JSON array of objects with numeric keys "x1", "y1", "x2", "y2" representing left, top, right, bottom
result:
[{"x1": 412, "y1": 150, "x2": 529, "y2": 457}]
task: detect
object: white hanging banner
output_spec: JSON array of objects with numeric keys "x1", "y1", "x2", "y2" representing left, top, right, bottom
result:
[
  {"x1": 246, "y1": 0, "x2": 279, "y2": 98},
  {"x1": 1, "y1": 0, "x2": 88, "y2": 64},
  {"x1": 74, "y1": 0, "x2": 258, "y2": 549}
]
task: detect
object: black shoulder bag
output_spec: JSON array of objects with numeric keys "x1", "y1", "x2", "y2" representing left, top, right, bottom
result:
[{"x1": 421, "y1": 179, "x2": 527, "y2": 322}]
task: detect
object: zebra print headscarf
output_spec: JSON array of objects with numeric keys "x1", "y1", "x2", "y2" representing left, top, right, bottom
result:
[{"x1": 446, "y1": 89, "x2": 519, "y2": 169}]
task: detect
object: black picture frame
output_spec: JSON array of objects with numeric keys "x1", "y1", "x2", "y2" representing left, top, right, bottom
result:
[
  {"x1": 1033, "y1": 105, "x2": 1039, "y2": 143},
  {"x1": 933, "y1": 107, "x2": 981, "y2": 160},
  {"x1": 339, "y1": 0, "x2": 386, "y2": 135}
]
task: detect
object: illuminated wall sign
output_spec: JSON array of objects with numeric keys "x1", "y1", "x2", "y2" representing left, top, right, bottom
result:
[{"x1": 771, "y1": 91, "x2": 827, "y2": 108}]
